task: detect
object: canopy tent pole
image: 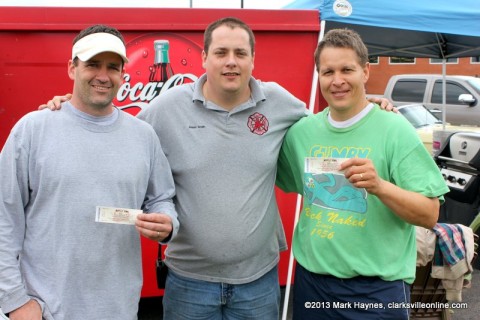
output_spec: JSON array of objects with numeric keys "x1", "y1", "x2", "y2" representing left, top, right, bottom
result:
[
  {"x1": 442, "y1": 59, "x2": 446, "y2": 130},
  {"x1": 280, "y1": 193, "x2": 302, "y2": 320},
  {"x1": 281, "y1": 19, "x2": 325, "y2": 320},
  {"x1": 307, "y1": 19, "x2": 323, "y2": 113}
]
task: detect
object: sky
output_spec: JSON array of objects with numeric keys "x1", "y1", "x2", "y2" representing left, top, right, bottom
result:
[{"x1": 0, "y1": 0, "x2": 295, "y2": 9}]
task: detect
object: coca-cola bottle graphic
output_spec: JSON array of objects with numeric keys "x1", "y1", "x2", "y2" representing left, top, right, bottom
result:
[
  {"x1": 149, "y1": 40, "x2": 174, "y2": 83},
  {"x1": 115, "y1": 33, "x2": 201, "y2": 115}
]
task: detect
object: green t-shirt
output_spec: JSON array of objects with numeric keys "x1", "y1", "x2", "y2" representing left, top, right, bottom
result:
[{"x1": 277, "y1": 106, "x2": 449, "y2": 284}]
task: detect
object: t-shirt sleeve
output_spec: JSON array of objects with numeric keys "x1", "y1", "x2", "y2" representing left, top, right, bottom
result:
[
  {"x1": 388, "y1": 121, "x2": 450, "y2": 201},
  {"x1": 276, "y1": 128, "x2": 303, "y2": 195}
]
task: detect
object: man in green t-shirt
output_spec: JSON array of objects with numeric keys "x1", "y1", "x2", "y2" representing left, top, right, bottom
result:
[{"x1": 276, "y1": 28, "x2": 449, "y2": 319}]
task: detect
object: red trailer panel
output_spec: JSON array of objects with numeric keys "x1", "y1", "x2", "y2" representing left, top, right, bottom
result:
[{"x1": 0, "y1": 6, "x2": 322, "y2": 297}]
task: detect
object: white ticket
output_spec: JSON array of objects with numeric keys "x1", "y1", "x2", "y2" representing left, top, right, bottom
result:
[
  {"x1": 304, "y1": 157, "x2": 348, "y2": 174},
  {"x1": 95, "y1": 206, "x2": 142, "y2": 225}
]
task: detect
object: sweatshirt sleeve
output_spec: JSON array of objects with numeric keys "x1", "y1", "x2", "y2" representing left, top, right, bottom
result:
[
  {"x1": 0, "y1": 121, "x2": 32, "y2": 314},
  {"x1": 141, "y1": 128, "x2": 179, "y2": 243}
]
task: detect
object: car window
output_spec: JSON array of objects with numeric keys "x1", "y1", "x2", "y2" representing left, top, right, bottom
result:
[
  {"x1": 398, "y1": 104, "x2": 441, "y2": 128},
  {"x1": 431, "y1": 80, "x2": 470, "y2": 104},
  {"x1": 466, "y1": 77, "x2": 480, "y2": 95},
  {"x1": 391, "y1": 79, "x2": 427, "y2": 102}
]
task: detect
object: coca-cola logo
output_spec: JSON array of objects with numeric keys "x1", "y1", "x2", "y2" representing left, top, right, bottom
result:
[
  {"x1": 114, "y1": 33, "x2": 204, "y2": 115},
  {"x1": 117, "y1": 73, "x2": 197, "y2": 112}
]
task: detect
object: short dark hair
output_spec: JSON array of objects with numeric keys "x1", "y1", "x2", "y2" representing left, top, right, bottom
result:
[
  {"x1": 72, "y1": 24, "x2": 125, "y2": 66},
  {"x1": 314, "y1": 28, "x2": 368, "y2": 70},
  {"x1": 204, "y1": 17, "x2": 255, "y2": 55}
]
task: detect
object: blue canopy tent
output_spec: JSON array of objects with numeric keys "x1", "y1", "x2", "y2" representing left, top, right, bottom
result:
[
  {"x1": 285, "y1": 0, "x2": 480, "y2": 58},
  {"x1": 283, "y1": 0, "x2": 480, "y2": 118},
  {"x1": 280, "y1": 1, "x2": 480, "y2": 318}
]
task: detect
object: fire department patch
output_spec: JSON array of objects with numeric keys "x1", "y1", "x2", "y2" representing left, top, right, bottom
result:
[{"x1": 247, "y1": 112, "x2": 269, "y2": 135}]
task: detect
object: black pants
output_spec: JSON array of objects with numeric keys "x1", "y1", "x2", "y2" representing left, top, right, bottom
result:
[{"x1": 293, "y1": 264, "x2": 411, "y2": 320}]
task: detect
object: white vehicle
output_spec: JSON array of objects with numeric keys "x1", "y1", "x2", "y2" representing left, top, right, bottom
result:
[{"x1": 397, "y1": 103, "x2": 480, "y2": 155}]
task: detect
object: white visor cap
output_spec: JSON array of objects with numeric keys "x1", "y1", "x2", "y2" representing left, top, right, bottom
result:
[{"x1": 72, "y1": 32, "x2": 129, "y2": 63}]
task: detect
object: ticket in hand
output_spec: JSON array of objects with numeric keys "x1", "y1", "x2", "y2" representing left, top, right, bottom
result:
[
  {"x1": 304, "y1": 157, "x2": 348, "y2": 174},
  {"x1": 95, "y1": 206, "x2": 143, "y2": 225}
]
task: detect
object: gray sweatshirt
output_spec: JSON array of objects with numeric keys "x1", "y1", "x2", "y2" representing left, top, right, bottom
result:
[
  {"x1": 138, "y1": 74, "x2": 307, "y2": 284},
  {"x1": 0, "y1": 103, "x2": 177, "y2": 319}
]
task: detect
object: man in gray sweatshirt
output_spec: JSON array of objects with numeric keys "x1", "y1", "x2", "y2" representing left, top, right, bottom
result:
[{"x1": 0, "y1": 25, "x2": 178, "y2": 320}]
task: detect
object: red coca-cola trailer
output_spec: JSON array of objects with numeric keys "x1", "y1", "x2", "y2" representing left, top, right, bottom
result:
[{"x1": 0, "y1": 6, "x2": 323, "y2": 297}]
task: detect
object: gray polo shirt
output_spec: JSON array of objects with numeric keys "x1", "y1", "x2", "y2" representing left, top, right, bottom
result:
[{"x1": 138, "y1": 74, "x2": 307, "y2": 283}]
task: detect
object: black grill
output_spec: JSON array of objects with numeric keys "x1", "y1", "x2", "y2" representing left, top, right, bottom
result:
[{"x1": 434, "y1": 131, "x2": 480, "y2": 268}]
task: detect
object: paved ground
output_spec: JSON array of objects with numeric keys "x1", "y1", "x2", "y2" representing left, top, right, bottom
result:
[
  {"x1": 450, "y1": 269, "x2": 480, "y2": 319},
  {"x1": 138, "y1": 269, "x2": 480, "y2": 319}
]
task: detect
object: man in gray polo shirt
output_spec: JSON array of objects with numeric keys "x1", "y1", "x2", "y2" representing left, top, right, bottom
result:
[{"x1": 138, "y1": 17, "x2": 307, "y2": 319}]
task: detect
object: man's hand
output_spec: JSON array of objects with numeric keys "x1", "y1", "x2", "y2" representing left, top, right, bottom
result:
[
  {"x1": 38, "y1": 94, "x2": 72, "y2": 111},
  {"x1": 340, "y1": 157, "x2": 383, "y2": 195},
  {"x1": 135, "y1": 213, "x2": 173, "y2": 242},
  {"x1": 8, "y1": 299, "x2": 42, "y2": 320},
  {"x1": 367, "y1": 96, "x2": 397, "y2": 113}
]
